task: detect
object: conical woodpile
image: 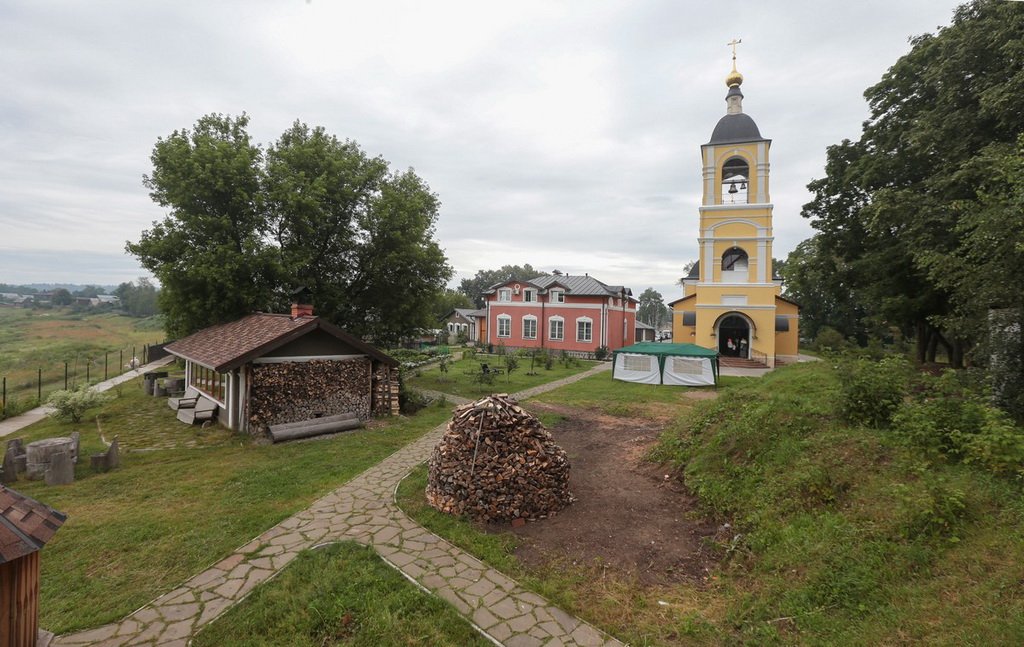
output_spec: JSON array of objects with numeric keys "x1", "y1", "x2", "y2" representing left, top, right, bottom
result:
[{"x1": 426, "y1": 394, "x2": 573, "y2": 523}]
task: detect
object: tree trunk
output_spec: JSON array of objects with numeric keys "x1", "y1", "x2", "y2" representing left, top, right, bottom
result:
[
  {"x1": 915, "y1": 321, "x2": 928, "y2": 363},
  {"x1": 926, "y1": 329, "x2": 940, "y2": 363},
  {"x1": 950, "y1": 339, "x2": 965, "y2": 369}
]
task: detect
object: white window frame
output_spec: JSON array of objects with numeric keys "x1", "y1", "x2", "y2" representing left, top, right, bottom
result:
[
  {"x1": 523, "y1": 288, "x2": 537, "y2": 303},
  {"x1": 549, "y1": 316, "x2": 564, "y2": 341},
  {"x1": 522, "y1": 315, "x2": 537, "y2": 339},
  {"x1": 497, "y1": 315, "x2": 511, "y2": 338},
  {"x1": 550, "y1": 289, "x2": 565, "y2": 303},
  {"x1": 498, "y1": 288, "x2": 512, "y2": 302},
  {"x1": 576, "y1": 317, "x2": 593, "y2": 343}
]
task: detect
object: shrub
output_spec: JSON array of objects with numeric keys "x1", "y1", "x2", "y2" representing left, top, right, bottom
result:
[
  {"x1": 891, "y1": 369, "x2": 1024, "y2": 478},
  {"x1": 813, "y1": 326, "x2": 848, "y2": 352},
  {"x1": 892, "y1": 370, "x2": 988, "y2": 457},
  {"x1": 962, "y1": 408, "x2": 1024, "y2": 478},
  {"x1": 503, "y1": 353, "x2": 519, "y2": 382},
  {"x1": 835, "y1": 355, "x2": 912, "y2": 428},
  {"x1": 893, "y1": 478, "x2": 968, "y2": 541},
  {"x1": 47, "y1": 386, "x2": 113, "y2": 423},
  {"x1": 594, "y1": 345, "x2": 610, "y2": 361},
  {"x1": 397, "y1": 370, "x2": 429, "y2": 415},
  {"x1": 1, "y1": 395, "x2": 37, "y2": 420}
]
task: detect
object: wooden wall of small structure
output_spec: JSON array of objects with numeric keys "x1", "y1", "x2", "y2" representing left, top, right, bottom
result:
[
  {"x1": 0, "y1": 551, "x2": 40, "y2": 647},
  {"x1": 372, "y1": 364, "x2": 400, "y2": 416}
]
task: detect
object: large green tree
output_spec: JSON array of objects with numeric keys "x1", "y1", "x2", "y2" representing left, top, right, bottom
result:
[
  {"x1": 114, "y1": 278, "x2": 160, "y2": 317},
  {"x1": 789, "y1": 0, "x2": 1024, "y2": 365},
  {"x1": 129, "y1": 115, "x2": 451, "y2": 343},
  {"x1": 128, "y1": 114, "x2": 277, "y2": 337},
  {"x1": 636, "y1": 288, "x2": 669, "y2": 329},
  {"x1": 432, "y1": 288, "x2": 475, "y2": 321},
  {"x1": 458, "y1": 264, "x2": 544, "y2": 308}
]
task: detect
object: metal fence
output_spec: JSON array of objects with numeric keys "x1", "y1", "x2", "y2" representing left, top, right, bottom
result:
[{"x1": 1, "y1": 342, "x2": 166, "y2": 419}]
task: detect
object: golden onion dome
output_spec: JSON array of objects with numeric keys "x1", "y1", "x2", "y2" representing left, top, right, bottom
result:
[{"x1": 726, "y1": 66, "x2": 743, "y2": 88}]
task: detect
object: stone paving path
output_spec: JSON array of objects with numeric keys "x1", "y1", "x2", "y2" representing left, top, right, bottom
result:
[{"x1": 55, "y1": 362, "x2": 619, "y2": 647}]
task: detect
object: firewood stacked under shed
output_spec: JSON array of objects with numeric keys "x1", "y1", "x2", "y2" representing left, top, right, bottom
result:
[{"x1": 426, "y1": 394, "x2": 573, "y2": 523}]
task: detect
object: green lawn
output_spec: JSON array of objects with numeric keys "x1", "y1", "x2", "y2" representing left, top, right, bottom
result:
[
  {"x1": 193, "y1": 542, "x2": 490, "y2": 647},
  {"x1": 9, "y1": 379, "x2": 453, "y2": 634},
  {"x1": 404, "y1": 354, "x2": 597, "y2": 399}
]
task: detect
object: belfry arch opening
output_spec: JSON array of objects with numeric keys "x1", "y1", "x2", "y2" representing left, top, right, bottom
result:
[
  {"x1": 716, "y1": 313, "x2": 751, "y2": 358},
  {"x1": 721, "y1": 156, "x2": 749, "y2": 204},
  {"x1": 721, "y1": 246, "x2": 749, "y2": 282}
]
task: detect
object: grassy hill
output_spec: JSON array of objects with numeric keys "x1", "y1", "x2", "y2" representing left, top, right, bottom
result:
[{"x1": 652, "y1": 359, "x2": 1024, "y2": 644}]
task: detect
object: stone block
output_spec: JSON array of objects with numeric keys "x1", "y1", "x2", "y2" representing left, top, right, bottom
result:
[
  {"x1": 45, "y1": 450, "x2": 74, "y2": 486},
  {"x1": 1, "y1": 447, "x2": 18, "y2": 484},
  {"x1": 90, "y1": 436, "x2": 120, "y2": 472}
]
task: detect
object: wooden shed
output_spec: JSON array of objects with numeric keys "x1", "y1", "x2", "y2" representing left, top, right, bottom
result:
[
  {"x1": 0, "y1": 486, "x2": 66, "y2": 647},
  {"x1": 165, "y1": 301, "x2": 400, "y2": 435}
]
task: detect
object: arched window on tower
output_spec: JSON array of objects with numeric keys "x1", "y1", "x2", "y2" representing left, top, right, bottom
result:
[
  {"x1": 721, "y1": 247, "x2": 749, "y2": 282},
  {"x1": 721, "y1": 157, "x2": 749, "y2": 204}
]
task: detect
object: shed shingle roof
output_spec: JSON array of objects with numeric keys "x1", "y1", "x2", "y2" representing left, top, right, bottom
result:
[
  {"x1": 0, "y1": 486, "x2": 67, "y2": 563},
  {"x1": 165, "y1": 313, "x2": 397, "y2": 372}
]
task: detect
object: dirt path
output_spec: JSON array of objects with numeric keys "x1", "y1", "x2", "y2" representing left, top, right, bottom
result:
[{"x1": 502, "y1": 402, "x2": 718, "y2": 585}]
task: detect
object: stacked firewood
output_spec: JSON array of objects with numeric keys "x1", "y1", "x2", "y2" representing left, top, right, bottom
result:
[
  {"x1": 249, "y1": 359, "x2": 372, "y2": 430},
  {"x1": 426, "y1": 394, "x2": 573, "y2": 522}
]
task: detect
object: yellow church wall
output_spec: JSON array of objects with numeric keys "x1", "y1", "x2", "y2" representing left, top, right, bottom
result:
[
  {"x1": 774, "y1": 298, "x2": 801, "y2": 364},
  {"x1": 694, "y1": 284, "x2": 778, "y2": 305}
]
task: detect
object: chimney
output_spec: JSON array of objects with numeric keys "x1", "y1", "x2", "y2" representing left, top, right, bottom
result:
[
  {"x1": 291, "y1": 302, "x2": 314, "y2": 318},
  {"x1": 290, "y1": 286, "x2": 314, "y2": 319}
]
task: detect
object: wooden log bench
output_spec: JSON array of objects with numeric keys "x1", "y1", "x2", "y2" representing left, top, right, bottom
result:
[
  {"x1": 176, "y1": 397, "x2": 218, "y2": 425},
  {"x1": 268, "y1": 412, "x2": 363, "y2": 443}
]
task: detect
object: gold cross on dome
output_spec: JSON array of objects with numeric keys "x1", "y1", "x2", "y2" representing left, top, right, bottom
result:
[{"x1": 727, "y1": 38, "x2": 742, "y2": 62}]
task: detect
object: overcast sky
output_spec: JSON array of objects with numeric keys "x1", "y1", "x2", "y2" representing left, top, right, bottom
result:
[{"x1": 0, "y1": 0, "x2": 967, "y2": 300}]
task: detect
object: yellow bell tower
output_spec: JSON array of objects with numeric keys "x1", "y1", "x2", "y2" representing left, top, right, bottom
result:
[{"x1": 671, "y1": 41, "x2": 800, "y2": 367}]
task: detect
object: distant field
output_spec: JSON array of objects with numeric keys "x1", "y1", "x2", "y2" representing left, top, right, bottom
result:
[{"x1": 0, "y1": 307, "x2": 165, "y2": 415}]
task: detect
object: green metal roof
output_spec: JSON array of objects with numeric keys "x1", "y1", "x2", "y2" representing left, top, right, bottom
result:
[{"x1": 614, "y1": 342, "x2": 719, "y2": 358}]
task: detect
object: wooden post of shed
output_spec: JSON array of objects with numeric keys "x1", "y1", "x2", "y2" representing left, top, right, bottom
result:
[{"x1": 0, "y1": 486, "x2": 67, "y2": 647}]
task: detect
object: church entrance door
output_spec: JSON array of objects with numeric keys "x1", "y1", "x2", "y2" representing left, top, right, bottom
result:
[{"x1": 718, "y1": 314, "x2": 750, "y2": 358}]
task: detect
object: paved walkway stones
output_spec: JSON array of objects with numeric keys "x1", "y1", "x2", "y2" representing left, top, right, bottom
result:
[{"x1": 54, "y1": 361, "x2": 619, "y2": 646}]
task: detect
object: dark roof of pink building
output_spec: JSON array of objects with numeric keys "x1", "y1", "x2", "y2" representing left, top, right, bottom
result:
[
  {"x1": 0, "y1": 486, "x2": 67, "y2": 563},
  {"x1": 165, "y1": 313, "x2": 397, "y2": 373},
  {"x1": 485, "y1": 274, "x2": 633, "y2": 298}
]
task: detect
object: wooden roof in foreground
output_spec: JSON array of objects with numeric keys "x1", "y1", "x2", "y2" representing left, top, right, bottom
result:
[
  {"x1": 165, "y1": 313, "x2": 398, "y2": 373},
  {"x1": 0, "y1": 486, "x2": 67, "y2": 563}
]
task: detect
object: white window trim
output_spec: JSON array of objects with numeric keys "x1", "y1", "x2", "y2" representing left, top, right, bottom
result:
[
  {"x1": 498, "y1": 288, "x2": 512, "y2": 302},
  {"x1": 549, "y1": 316, "x2": 564, "y2": 341},
  {"x1": 522, "y1": 315, "x2": 538, "y2": 339},
  {"x1": 550, "y1": 289, "x2": 565, "y2": 303},
  {"x1": 523, "y1": 288, "x2": 537, "y2": 303},
  {"x1": 497, "y1": 314, "x2": 512, "y2": 338},
  {"x1": 576, "y1": 316, "x2": 593, "y2": 343}
]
